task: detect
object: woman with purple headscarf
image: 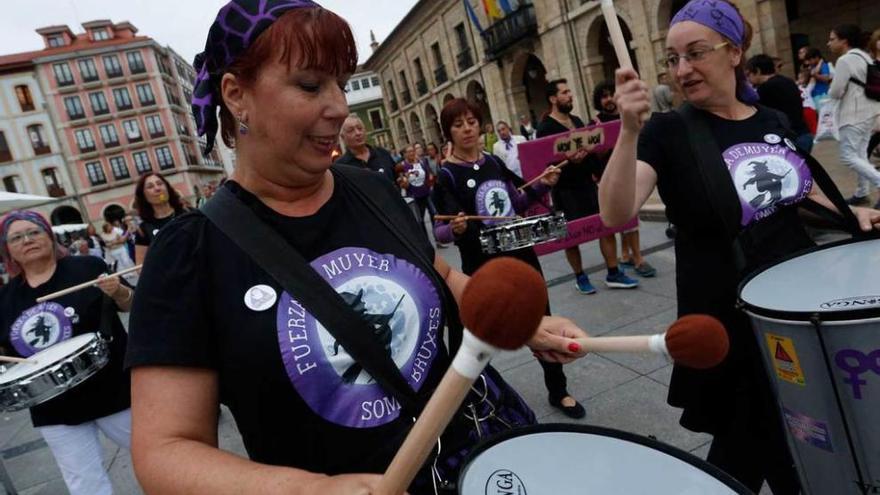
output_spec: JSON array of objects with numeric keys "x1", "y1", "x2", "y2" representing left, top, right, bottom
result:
[
  {"x1": 599, "y1": 0, "x2": 880, "y2": 492},
  {"x1": 0, "y1": 210, "x2": 133, "y2": 495},
  {"x1": 125, "y1": 2, "x2": 588, "y2": 493}
]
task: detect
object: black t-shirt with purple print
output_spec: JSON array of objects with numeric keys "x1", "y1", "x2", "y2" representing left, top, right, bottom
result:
[
  {"x1": 637, "y1": 105, "x2": 816, "y2": 432},
  {"x1": 432, "y1": 154, "x2": 540, "y2": 275},
  {"x1": 125, "y1": 168, "x2": 528, "y2": 488},
  {"x1": 0, "y1": 256, "x2": 130, "y2": 427}
]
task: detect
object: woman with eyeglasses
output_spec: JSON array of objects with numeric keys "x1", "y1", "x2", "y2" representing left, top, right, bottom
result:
[
  {"x1": 599, "y1": 0, "x2": 880, "y2": 492},
  {"x1": 0, "y1": 210, "x2": 133, "y2": 495}
]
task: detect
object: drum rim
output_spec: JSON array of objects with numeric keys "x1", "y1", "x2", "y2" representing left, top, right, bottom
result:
[
  {"x1": 457, "y1": 423, "x2": 751, "y2": 494},
  {"x1": 737, "y1": 237, "x2": 880, "y2": 321},
  {"x1": 0, "y1": 333, "x2": 101, "y2": 384}
]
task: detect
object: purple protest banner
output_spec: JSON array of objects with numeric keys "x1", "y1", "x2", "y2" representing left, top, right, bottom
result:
[{"x1": 517, "y1": 119, "x2": 638, "y2": 256}]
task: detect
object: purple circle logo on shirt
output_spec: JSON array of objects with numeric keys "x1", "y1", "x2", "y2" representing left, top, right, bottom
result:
[
  {"x1": 276, "y1": 247, "x2": 443, "y2": 428},
  {"x1": 9, "y1": 302, "x2": 73, "y2": 357},
  {"x1": 723, "y1": 142, "x2": 812, "y2": 225},
  {"x1": 475, "y1": 180, "x2": 512, "y2": 225}
]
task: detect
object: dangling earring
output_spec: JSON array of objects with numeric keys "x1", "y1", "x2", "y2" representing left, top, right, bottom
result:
[{"x1": 238, "y1": 113, "x2": 249, "y2": 135}]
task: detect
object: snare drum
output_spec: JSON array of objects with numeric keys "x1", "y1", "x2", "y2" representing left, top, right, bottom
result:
[
  {"x1": 479, "y1": 213, "x2": 567, "y2": 254},
  {"x1": 0, "y1": 332, "x2": 110, "y2": 412},
  {"x1": 459, "y1": 424, "x2": 750, "y2": 494},
  {"x1": 739, "y1": 238, "x2": 880, "y2": 494}
]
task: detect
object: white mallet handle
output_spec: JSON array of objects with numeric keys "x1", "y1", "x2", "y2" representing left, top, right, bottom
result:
[
  {"x1": 377, "y1": 331, "x2": 500, "y2": 495},
  {"x1": 575, "y1": 333, "x2": 670, "y2": 358},
  {"x1": 600, "y1": 0, "x2": 633, "y2": 70},
  {"x1": 600, "y1": 0, "x2": 650, "y2": 122}
]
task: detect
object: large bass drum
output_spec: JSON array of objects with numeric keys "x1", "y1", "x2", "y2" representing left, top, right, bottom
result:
[
  {"x1": 739, "y1": 238, "x2": 880, "y2": 494},
  {"x1": 458, "y1": 424, "x2": 750, "y2": 494}
]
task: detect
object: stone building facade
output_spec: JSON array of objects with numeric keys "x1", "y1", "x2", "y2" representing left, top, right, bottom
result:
[{"x1": 365, "y1": 0, "x2": 878, "y2": 149}]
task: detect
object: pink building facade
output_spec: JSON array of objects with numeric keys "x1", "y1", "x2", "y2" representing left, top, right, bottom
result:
[{"x1": 1, "y1": 20, "x2": 226, "y2": 224}]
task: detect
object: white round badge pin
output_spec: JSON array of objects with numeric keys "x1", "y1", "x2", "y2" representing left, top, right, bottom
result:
[
  {"x1": 244, "y1": 285, "x2": 278, "y2": 311},
  {"x1": 764, "y1": 134, "x2": 782, "y2": 145}
]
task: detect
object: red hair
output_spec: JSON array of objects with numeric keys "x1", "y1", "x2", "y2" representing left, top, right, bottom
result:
[{"x1": 218, "y1": 7, "x2": 358, "y2": 147}]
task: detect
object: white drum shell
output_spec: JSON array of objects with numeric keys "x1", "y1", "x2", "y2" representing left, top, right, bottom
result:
[
  {"x1": 740, "y1": 238, "x2": 880, "y2": 494},
  {"x1": 0, "y1": 333, "x2": 109, "y2": 412}
]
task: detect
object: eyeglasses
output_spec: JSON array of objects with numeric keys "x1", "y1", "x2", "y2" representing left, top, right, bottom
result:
[
  {"x1": 6, "y1": 228, "x2": 45, "y2": 246},
  {"x1": 659, "y1": 42, "x2": 729, "y2": 69}
]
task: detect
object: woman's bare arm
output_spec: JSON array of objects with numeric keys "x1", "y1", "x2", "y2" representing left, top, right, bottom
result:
[{"x1": 131, "y1": 366, "x2": 382, "y2": 495}]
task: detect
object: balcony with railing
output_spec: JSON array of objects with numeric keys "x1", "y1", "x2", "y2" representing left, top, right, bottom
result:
[
  {"x1": 33, "y1": 144, "x2": 51, "y2": 156},
  {"x1": 481, "y1": 4, "x2": 538, "y2": 60},
  {"x1": 47, "y1": 184, "x2": 67, "y2": 198},
  {"x1": 456, "y1": 49, "x2": 474, "y2": 72},
  {"x1": 434, "y1": 66, "x2": 448, "y2": 86}
]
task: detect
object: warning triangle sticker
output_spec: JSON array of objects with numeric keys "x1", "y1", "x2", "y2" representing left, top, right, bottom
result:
[{"x1": 775, "y1": 342, "x2": 793, "y2": 363}]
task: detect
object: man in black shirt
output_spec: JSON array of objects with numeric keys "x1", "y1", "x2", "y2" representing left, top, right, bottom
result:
[
  {"x1": 335, "y1": 115, "x2": 397, "y2": 183},
  {"x1": 537, "y1": 79, "x2": 638, "y2": 294},
  {"x1": 746, "y1": 54, "x2": 814, "y2": 152}
]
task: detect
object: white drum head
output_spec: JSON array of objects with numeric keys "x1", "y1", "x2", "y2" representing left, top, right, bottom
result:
[
  {"x1": 740, "y1": 239, "x2": 880, "y2": 317},
  {"x1": 459, "y1": 425, "x2": 747, "y2": 494},
  {"x1": 0, "y1": 333, "x2": 97, "y2": 383}
]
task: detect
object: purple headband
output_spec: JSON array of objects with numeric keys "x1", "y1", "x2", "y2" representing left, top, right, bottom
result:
[
  {"x1": 0, "y1": 210, "x2": 66, "y2": 278},
  {"x1": 192, "y1": 0, "x2": 320, "y2": 155},
  {"x1": 671, "y1": 0, "x2": 759, "y2": 104}
]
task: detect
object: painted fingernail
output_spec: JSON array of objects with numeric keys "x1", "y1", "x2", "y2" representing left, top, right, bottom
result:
[{"x1": 568, "y1": 342, "x2": 581, "y2": 353}]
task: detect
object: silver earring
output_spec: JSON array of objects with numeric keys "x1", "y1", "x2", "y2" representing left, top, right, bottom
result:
[{"x1": 238, "y1": 114, "x2": 249, "y2": 135}]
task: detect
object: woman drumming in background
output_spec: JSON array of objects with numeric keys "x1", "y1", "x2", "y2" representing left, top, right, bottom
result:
[
  {"x1": 0, "y1": 210, "x2": 133, "y2": 495},
  {"x1": 431, "y1": 98, "x2": 587, "y2": 419},
  {"x1": 599, "y1": 1, "x2": 880, "y2": 492}
]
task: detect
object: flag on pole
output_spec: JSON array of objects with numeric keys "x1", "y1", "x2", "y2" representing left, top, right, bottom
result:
[
  {"x1": 482, "y1": 0, "x2": 504, "y2": 20},
  {"x1": 463, "y1": 0, "x2": 484, "y2": 33}
]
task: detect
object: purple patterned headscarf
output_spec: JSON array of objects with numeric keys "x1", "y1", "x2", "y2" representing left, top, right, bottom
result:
[
  {"x1": 0, "y1": 210, "x2": 67, "y2": 278},
  {"x1": 192, "y1": 0, "x2": 320, "y2": 155},
  {"x1": 670, "y1": 0, "x2": 759, "y2": 104}
]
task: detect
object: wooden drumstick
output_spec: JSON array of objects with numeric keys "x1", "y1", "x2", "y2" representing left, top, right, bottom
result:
[
  {"x1": 600, "y1": 0, "x2": 650, "y2": 122},
  {"x1": 570, "y1": 315, "x2": 729, "y2": 369},
  {"x1": 0, "y1": 355, "x2": 34, "y2": 364},
  {"x1": 517, "y1": 160, "x2": 570, "y2": 191},
  {"x1": 377, "y1": 258, "x2": 548, "y2": 495},
  {"x1": 433, "y1": 215, "x2": 519, "y2": 221},
  {"x1": 36, "y1": 264, "x2": 142, "y2": 302}
]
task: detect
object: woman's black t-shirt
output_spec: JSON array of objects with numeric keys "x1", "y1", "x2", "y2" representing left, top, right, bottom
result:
[
  {"x1": 126, "y1": 169, "x2": 458, "y2": 478},
  {"x1": 0, "y1": 256, "x2": 130, "y2": 427},
  {"x1": 637, "y1": 106, "x2": 816, "y2": 432},
  {"x1": 432, "y1": 155, "x2": 541, "y2": 275},
  {"x1": 135, "y1": 212, "x2": 180, "y2": 246}
]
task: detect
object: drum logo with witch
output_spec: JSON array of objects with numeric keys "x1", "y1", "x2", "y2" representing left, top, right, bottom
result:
[
  {"x1": 475, "y1": 180, "x2": 513, "y2": 225},
  {"x1": 275, "y1": 247, "x2": 442, "y2": 428},
  {"x1": 723, "y1": 142, "x2": 811, "y2": 226},
  {"x1": 9, "y1": 302, "x2": 73, "y2": 357}
]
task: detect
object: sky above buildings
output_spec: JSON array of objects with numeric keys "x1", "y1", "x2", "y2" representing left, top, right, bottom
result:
[{"x1": 1, "y1": 0, "x2": 418, "y2": 65}]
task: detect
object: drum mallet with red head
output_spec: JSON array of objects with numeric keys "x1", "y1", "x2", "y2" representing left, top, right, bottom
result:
[
  {"x1": 570, "y1": 315, "x2": 729, "y2": 369},
  {"x1": 377, "y1": 257, "x2": 548, "y2": 495}
]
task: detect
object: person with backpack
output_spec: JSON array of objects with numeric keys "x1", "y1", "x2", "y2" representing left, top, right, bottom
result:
[{"x1": 828, "y1": 24, "x2": 880, "y2": 208}]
